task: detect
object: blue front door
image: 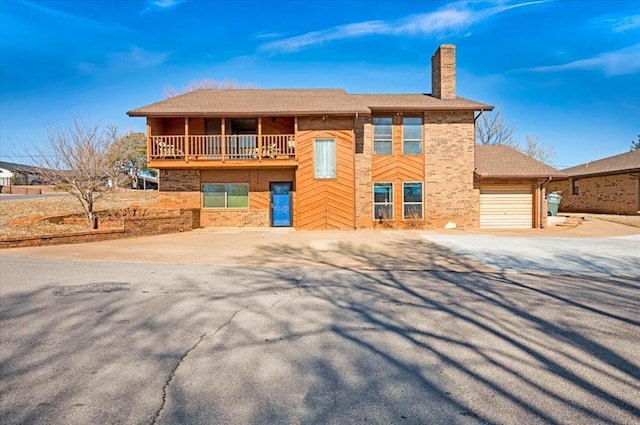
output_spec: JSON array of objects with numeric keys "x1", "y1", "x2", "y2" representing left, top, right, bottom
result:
[{"x1": 271, "y1": 182, "x2": 292, "y2": 227}]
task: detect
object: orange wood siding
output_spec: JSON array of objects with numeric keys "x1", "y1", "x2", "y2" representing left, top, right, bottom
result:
[
  {"x1": 371, "y1": 115, "x2": 425, "y2": 222},
  {"x1": 296, "y1": 116, "x2": 355, "y2": 230}
]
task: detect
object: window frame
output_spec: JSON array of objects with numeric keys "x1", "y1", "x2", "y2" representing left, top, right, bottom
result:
[
  {"x1": 572, "y1": 179, "x2": 579, "y2": 195},
  {"x1": 402, "y1": 182, "x2": 423, "y2": 220},
  {"x1": 373, "y1": 117, "x2": 393, "y2": 155},
  {"x1": 314, "y1": 138, "x2": 337, "y2": 179},
  {"x1": 373, "y1": 182, "x2": 394, "y2": 221},
  {"x1": 402, "y1": 116, "x2": 423, "y2": 155},
  {"x1": 202, "y1": 183, "x2": 249, "y2": 209}
]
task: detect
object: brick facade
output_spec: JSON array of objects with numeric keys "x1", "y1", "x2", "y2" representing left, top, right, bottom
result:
[
  {"x1": 354, "y1": 116, "x2": 373, "y2": 228},
  {"x1": 548, "y1": 174, "x2": 640, "y2": 215},
  {"x1": 424, "y1": 111, "x2": 478, "y2": 227}
]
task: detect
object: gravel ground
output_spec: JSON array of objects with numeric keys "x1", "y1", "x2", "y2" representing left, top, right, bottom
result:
[{"x1": 0, "y1": 190, "x2": 158, "y2": 238}]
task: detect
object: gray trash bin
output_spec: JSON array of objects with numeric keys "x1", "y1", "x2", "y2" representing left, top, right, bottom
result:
[{"x1": 547, "y1": 192, "x2": 562, "y2": 216}]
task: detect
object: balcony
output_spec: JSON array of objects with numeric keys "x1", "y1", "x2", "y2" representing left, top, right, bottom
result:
[{"x1": 148, "y1": 134, "x2": 297, "y2": 168}]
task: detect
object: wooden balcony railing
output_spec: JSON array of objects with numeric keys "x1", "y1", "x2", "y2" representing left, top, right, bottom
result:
[{"x1": 149, "y1": 134, "x2": 296, "y2": 161}]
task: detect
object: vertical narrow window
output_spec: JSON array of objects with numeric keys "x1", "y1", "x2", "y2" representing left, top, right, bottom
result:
[
  {"x1": 373, "y1": 183, "x2": 393, "y2": 220},
  {"x1": 402, "y1": 117, "x2": 422, "y2": 154},
  {"x1": 373, "y1": 117, "x2": 392, "y2": 155},
  {"x1": 403, "y1": 182, "x2": 423, "y2": 219},
  {"x1": 572, "y1": 179, "x2": 579, "y2": 195},
  {"x1": 314, "y1": 138, "x2": 336, "y2": 178}
]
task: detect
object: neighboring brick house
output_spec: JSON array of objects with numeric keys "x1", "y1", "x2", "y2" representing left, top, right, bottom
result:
[
  {"x1": 127, "y1": 44, "x2": 561, "y2": 229},
  {"x1": 547, "y1": 150, "x2": 640, "y2": 215}
]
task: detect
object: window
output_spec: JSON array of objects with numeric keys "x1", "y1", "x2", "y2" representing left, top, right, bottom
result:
[
  {"x1": 315, "y1": 138, "x2": 336, "y2": 178},
  {"x1": 373, "y1": 183, "x2": 393, "y2": 220},
  {"x1": 202, "y1": 184, "x2": 249, "y2": 208},
  {"x1": 572, "y1": 180, "x2": 579, "y2": 195},
  {"x1": 403, "y1": 117, "x2": 422, "y2": 154},
  {"x1": 373, "y1": 117, "x2": 392, "y2": 154},
  {"x1": 403, "y1": 182, "x2": 423, "y2": 219}
]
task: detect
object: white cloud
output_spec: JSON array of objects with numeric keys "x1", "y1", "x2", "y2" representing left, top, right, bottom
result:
[
  {"x1": 526, "y1": 44, "x2": 640, "y2": 76},
  {"x1": 18, "y1": 0, "x2": 129, "y2": 31},
  {"x1": 259, "y1": 0, "x2": 549, "y2": 54},
  {"x1": 79, "y1": 46, "x2": 170, "y2": 76},
  {"x1": 608, "y1": 15, "x2": 640, "y2": 33},
  {"x1": 141, "y1": 0, "x2": 187, "y2": 14}
]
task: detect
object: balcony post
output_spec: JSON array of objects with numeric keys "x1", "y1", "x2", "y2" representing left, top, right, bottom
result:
[
  {"x1": 294, "y1": 117, "x2": 298, "y2": 161},
  {"x1": 184, "y1": 117, "x2": 189, "y2": 163},
  {"x1": 221, "y1": 118, "x2": 226, "y2": 162},
  {"x1": 146, "y1": 119, "x2": 151, "y2": 159},
  {"x1": 258, "y1": 117, "x2": 263, "y2": 162}
]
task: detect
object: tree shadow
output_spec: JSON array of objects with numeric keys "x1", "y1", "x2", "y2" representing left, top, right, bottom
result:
[{"x1": 1, "y1": 238, "x2": 639, "y2": 424}]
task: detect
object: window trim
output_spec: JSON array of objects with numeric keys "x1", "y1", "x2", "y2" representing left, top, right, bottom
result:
[
  {"x1": 402, "y1": 116, "x2": 423, "y2": 155},
  {"x1": 402, "y1": 181, "x2": 424, "y2": 220},
  {"x1": 373, "y1": 117, "x2": 393, "y2": 155},
  {"x1": 572, "y1": 179, "x2": 579, "y2": 195},
  {"x1": 373, "y1": 182, "x2": 394, "y2": 221},
  {"x1": 314, "y1": 137, "x2": 337, "y2": 179},
  {"x1": 201, "y1": 183, "x2": 249, "y2": 209}
]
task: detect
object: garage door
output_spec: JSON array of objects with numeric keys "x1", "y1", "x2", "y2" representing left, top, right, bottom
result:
[{"x1": 480, "y1": 185, "x2": 533, "y2": 228}]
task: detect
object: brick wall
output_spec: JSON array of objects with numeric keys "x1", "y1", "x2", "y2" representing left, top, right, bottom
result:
[
  {"x1": 200, "y1": 209, "x2": 269, "y2": 227},
  {"x1": 0, "y1": 209, "x2": 200, "y2": 249},
  {"x1": 424, "y1": 110, "x2": 478, "y2": 227},
  {"x1": 158, "y1": 169, "x2": 201, "y2": 209},
  {"x1": 548, "y1": 174, "x2": 640, "y2": 215},
  {"x1": 354, "y1": 115, "x2": 373, "y2": 228}
]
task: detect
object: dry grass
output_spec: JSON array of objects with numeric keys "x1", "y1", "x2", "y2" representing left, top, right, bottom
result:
[
  {"x1": 565, "y1": 213, "x2": 640, "y2": 228},
  {"x1": 0, "y1": 190, "x2": 158, "y2": 238}
]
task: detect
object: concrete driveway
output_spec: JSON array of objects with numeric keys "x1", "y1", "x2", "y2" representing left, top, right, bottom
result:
[{"x1": 1, "y1": 220, "x2": 639, "y2": 424}]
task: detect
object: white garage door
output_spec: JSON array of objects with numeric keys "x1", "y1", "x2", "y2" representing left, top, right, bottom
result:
[{"x1": 480, "y1": 185, "x2": 533, "y2": 228}]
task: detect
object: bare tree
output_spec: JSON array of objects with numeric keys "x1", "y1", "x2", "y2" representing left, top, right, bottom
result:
[
  {"x1": 519, "y1": 134, "x2": 556, "y2": 165},
  {"x1": 631, "y1": 134, "x2": 640, "y2": 151},
  {"x1": 32, "y1": 118, "x2": 116, "y2": 228},
  {"x1": 163, "y1": 78, "x2": 257, "y2": 98},
  {"x1": 475, "y1": 108, "x2": 518, "y2": 147},
  {"x1": 108, "y1": 130, "x2": 148, "y2": 189}
]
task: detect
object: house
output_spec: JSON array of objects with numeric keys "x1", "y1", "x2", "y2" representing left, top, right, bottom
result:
[
  {"x1": 127, "y1": 44, "x2": 560, "y2": 230},
  {"x1": 0, "y1": 161, "x2": 42, "y2": 188},
  {"x1": 547, "y1": 150, "x2": 640, "y2": 215},
  {"x1": 474, "y1": 145, "x2": 566, "y2": 227}
]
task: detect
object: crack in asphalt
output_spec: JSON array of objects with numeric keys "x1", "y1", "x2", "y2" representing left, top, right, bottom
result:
[
  {"x1": 150, "y1": 305, "x2": 249, "y2": 425},
  {"x1": 254, "y1": 272, "x2": 305, "y2": 315}
]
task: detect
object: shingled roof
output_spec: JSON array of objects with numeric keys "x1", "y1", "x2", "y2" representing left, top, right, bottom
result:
[
  {"x1": 562, "y1": 150, "x2": 640, "y2": 177},
  {"x1": 127, "y1": 89, "x2": 492, "y2": 117},
  {"x1": 475, "y1": 145, "x2": 566, "y2": 179}
]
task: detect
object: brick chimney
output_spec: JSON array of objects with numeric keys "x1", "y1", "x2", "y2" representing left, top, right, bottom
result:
[{"x1": 431, "y1": 44, "x2": 456, "y2": 99}]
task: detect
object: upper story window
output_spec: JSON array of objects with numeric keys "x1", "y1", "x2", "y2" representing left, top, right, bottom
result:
[
  {"x1": 314, "y1": 138, "x2": 336, "y2": 178},
  {"x1": 373, "y1": 117, "x2": 392, "y2": 155},
  {"x1": 402, "y1": 117, "x2": 423, "y2": 155},
  {"x1": 572, "y1": 179, "x2": 579, "y2": 195}
]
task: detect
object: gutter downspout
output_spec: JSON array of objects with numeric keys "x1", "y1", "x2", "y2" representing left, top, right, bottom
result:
[
  {"x1": 474, "y1": 109, "x2": 485, "y2": 123},
  {"x1": 539, "y1": 177, "x2": 552, "y2": 228}
]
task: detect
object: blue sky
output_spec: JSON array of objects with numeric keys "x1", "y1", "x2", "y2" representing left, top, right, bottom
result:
[{"x1": 1, "y1": 0, "x2": 638, "y2": 169}]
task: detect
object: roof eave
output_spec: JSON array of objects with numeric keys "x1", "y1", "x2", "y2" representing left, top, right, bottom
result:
[
  {"x1": 476, "y1": 173, "x2": 568, "y2": 179},
  {"x1": 127, "y1": 109, "x2": 370, "y2": 117}
]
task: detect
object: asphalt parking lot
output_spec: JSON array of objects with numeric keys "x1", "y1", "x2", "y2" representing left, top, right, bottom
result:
[{"x1": 1, "y1": 221, "x2": 639, "y2": 424}]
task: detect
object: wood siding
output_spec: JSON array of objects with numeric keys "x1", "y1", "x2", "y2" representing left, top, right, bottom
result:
[{"x1": 296, "y1": 116, "x2": 355, "y2": 230}]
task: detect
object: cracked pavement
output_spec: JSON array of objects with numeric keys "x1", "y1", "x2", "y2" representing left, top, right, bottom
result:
[{"x1": 1, "y1": 230, "x2": 639, "y2": 424}]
